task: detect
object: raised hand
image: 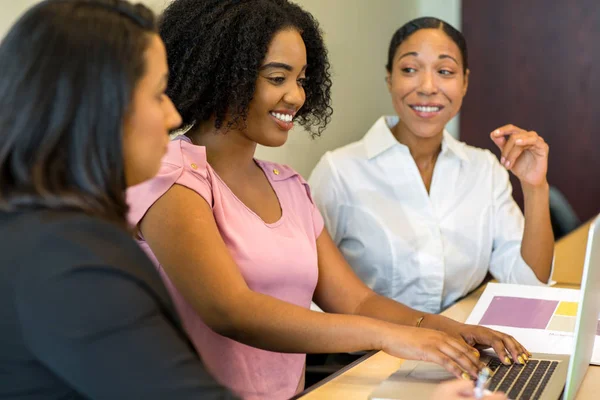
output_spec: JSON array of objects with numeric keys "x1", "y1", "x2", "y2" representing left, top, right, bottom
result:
[{"x1": 490, "y1": 125, "x2": 549, "y2": 187}]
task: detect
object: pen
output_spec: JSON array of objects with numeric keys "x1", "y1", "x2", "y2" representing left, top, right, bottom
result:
[{"x1": 474, "y1": 367, "x2": 492, "y2": 400}]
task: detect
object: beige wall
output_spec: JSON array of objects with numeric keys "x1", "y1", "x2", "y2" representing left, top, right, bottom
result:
[
  {"x1": 0, "y1": 0, "x2": 168, "y2": 39},
  {"x1": 0, "y1": 0, "x2": 41, "y2": 39},
  {"x1": 140, "y1": 0, "x2": 170, "y2": 12},
  {"x1": 0, "y1": 0, "x2": 461, "y2": 178},
  {"x1": 417, "y1": 0, "x2": 461, "y2": 141}
]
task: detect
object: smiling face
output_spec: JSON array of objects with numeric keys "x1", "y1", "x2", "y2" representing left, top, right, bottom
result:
[
  {"x1": 241, "y1": 28, "x2": 307, "y2": 147},
  {"x1": 387, "y1": 28, "x2": 469, "y2": 140}
]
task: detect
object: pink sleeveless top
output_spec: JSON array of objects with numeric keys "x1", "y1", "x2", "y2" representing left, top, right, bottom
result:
[{"x1": 127, "y1": 136, "x2": 323, "y2": 400}]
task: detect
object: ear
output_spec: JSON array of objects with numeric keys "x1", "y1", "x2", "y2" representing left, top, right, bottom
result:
[
  {"x1": 386, "y1": 71, "x2": 392, "y2": 92},
  {"x1": 462, "y1": 68, "x2": 470, "y2": 96}
]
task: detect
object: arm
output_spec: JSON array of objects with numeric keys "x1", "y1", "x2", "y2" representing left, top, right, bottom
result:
[
  {"x1": 308, "y1": 152, "x2": 346, "y2": 245},
  {"x1": 140, "y1": 184, "x2": 483, "y2": 378},
  {"x1": 521, "y1": 182, "x2": 553, "y2": 282},
  {"x1": 313, "y1": 229, "x2": 530, "y2": 365},
  {"x1": 18, "y1": 266, "x2": 236, "y2": 400},
  {"x1": 491, "y1": 125, "x2": 554, "y2": 283}
]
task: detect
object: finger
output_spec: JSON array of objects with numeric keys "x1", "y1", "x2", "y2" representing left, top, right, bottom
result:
[
  {"x1": 427, "y1": 351, "x2": 468, "y2": 379},
  {"x1": 527, "y1": 137, "x2": 549, "y2": 158},
  {"x1": 447, "y1": 338, "x2": 481, "y2": 366},
  {"x1": 438, "y1": 342, "x2": 480, "y2": 378},
  {"x1": 503, "y1": 143, "x2": 526, "y2": 170},
  {"x1": 488, "y1": 336, "x2": 512, "y2": 365},
  {"x1": 490, "y1": 129, "x2": 507, "y2": 151},
  {"x1": 514, "y1": 136, "x2": 539, "y2": 149},
  {"x1": 470, "y1": 328, "x2": 527, "y2": 365},
  {"x1": 490, "y1": 124, "x2": 524, "y2": 148},
  {"x1": 500, "y1": 131, "x2": 534, "y2": 167},
  {"x1": 492, "y1": 124, "x2": 526, "y2": 137},
  {"x1": 491, "y1": 125, "x2": 529, "y2": 153},
  {"x1": 500, "y1": 334, "x2": 529, "y2": 364},
  {"x1": 513, "y1": 131, "x2": 547, "y2": 156},
  {"x1": 507, "y1": 334, "x2": 530, "y2": 359}
]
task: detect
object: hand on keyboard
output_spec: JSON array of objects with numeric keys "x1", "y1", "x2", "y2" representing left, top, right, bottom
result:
[
  {"x1": 380, "y1": 326, "x2": 482, "y2": 379},
  {"x1": 443, "y1": 322, "x2": 531, "y2": 366}
]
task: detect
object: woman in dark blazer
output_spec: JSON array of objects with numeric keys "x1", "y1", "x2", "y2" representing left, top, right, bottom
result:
[{"x1": 0, "y1": 1, "x2": 234, "y2": 398}]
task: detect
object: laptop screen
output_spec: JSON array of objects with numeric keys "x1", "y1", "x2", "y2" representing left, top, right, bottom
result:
[{"x1": 563, "y1": 215, "x2": 600, "y2": 400}]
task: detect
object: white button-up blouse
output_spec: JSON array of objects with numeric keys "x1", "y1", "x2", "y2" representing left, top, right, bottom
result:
[{"x1": 308, "y1": 116, "x2": 546, "y2": 313}]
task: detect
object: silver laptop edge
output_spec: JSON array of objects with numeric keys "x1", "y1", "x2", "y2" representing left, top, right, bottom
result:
[{"x1": 563, "y1": 215, "x2": 600, "y2": 400}]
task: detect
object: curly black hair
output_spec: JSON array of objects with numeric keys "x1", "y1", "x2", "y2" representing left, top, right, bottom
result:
[{"x1": 159, "y1": 0, "x2": 333, "y2": 136}]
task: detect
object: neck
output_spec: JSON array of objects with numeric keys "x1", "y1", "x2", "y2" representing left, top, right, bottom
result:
[
  {"x1": 186, "y1": 120, "x2": 258, "y2": 178},
  {"x1": 391, "y1": 120, "x2": 443, "y2": 171}
]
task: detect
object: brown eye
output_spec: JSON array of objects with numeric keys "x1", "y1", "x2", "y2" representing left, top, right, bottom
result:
[{"x1": 268, "y1": 77, "x2": 285, "y2": 85}]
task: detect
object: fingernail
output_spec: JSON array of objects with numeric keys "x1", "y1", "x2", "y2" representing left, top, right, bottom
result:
[
  {"x1": 504, "y1": 356, "x2": 511, "y2": 364},
  {"x1": 462, "y1": 372, "x2": 471, "y2": 380},
  {"x1": 518, "y1": 355, "x2": 525, "y2": 364},
  {"x1": 522, "y1": 353, "x2": 529, "y2": 361},
  {"x1": 505, "y1": 160, "x2": 511, "y2": 168},
  {"x1": 473, "y1": 349, "x2": 480, "y2": 357},
  {"x1": 501, "y1": 156, "x2": 506, "y2": 164},
  {"x1": 495, "y1": 129, "x2": 501, "y2": 135},
  {"x1": 516, "y1": 139, "x2": 523, "y2": 144}
]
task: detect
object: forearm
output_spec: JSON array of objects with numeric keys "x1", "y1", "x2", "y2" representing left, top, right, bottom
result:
[
  {"x1": 352, "y1": 292, "x2": 461, "y2": 334},
  {"x1": 521, "y1": 181, "x2": 554, "y2": 282},
  {"x1": 219, "y1": 290, "x2": 392, "y2": 354}
]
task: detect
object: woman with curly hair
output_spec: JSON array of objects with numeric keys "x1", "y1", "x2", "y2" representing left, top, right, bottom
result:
[{"x1": 127, "y1": 1, "x2": 522, "y2": 398}]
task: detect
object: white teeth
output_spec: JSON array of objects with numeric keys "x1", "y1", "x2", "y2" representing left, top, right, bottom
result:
[
  {"x1": 271, "y1": 112, "x2": 293, "y2": 122},
  {"x1": 413, "y1": 106, "x2": 441, "y2": 112}
]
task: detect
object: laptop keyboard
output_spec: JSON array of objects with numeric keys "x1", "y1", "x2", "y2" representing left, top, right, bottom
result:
[{"x1": 485, "y1": 358, "x2": 559, "y2": 400}]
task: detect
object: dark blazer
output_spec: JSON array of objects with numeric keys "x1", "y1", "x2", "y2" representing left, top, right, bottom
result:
[{"x1": 0, "y1": 209, "x2": 236, "y2": 399}]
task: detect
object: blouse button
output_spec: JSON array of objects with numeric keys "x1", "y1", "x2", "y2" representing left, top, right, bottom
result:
[
  {"x1": 273, "y1": 169, "x2": 280, "y2": 175},
  {"x1": 190, "y1": 163, "x2": 198, "y2": 170}
]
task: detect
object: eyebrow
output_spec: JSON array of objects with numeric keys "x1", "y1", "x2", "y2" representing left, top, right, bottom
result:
[
  {"x1": 398, "y1": 51, "x2": 419, "y2": 61},
  {"x1": 439, "y1": 54, "x2": 459, "y2": 64},
  {"x1": 397, "y1": 52, "x2": 459, "y2": 65},
  {"x1": 260, "y1": 62, "x2": 307, "y2": 72}
]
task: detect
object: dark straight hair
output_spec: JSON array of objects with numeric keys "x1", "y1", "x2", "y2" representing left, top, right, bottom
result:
[
  {"x1": 386, "y1": 17, "x2": 468, "y2": 74},
  {"x1": 0, "y1": 0, "x2": 157, "y2": 226}
]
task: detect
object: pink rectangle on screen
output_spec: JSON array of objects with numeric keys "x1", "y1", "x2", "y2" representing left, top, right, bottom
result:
[{"x1": 479, "y1": 296, "x2": 558, "y2": 329}]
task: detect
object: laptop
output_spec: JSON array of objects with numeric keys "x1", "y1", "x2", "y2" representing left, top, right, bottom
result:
[{"x1": 370, "y1": 214, "x2": 600, "y2": 400}]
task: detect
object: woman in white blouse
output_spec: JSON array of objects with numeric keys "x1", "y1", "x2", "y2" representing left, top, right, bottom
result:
[{"x1": 309, "y1": 17, "x2": 554, "y2": 314}]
